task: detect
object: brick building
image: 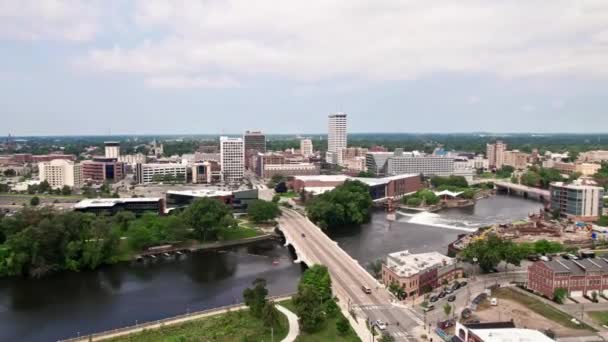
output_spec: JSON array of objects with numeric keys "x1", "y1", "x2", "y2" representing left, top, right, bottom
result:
[
  {"x1": 81, "y1": 159, "x2": 125, "y2": 183},
  {"x1": 528, "y1": 257, "x2": 608, "y2": 298}
]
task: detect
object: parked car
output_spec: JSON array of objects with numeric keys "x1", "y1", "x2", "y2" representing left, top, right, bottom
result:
[
  {"x1": 429, "y1": 295, "x2": 438, "y2": 303},
  {"x1": 437, "y1": 319, "x2": 455, "y2": 329},
  {"x1": 451, "y1": 283, "x2": 460, "y2": 291},
  {"x1": 461, "y1": 308, "x2": 472, "y2": 319},
  {"x1": 438, "y1": 291, "x2": 447, "y2": 298},
  {"x1": 447, "y1": 295, "x2": 456, "y2": 302},
  {"x1": 446, "y1": 287, "x2": 454, "y2": 294},
  {"x1": 459, "y1": 281, "x2": 468, "y2": 287},
  {"x1": 361, "y1": 285, "x2": 372, "y2": 294},
  {"x1": 374, "y1": 320, "x2": 387, "y2": 330},
  {"x1": 490, "y1": 297, "x2": 498, "y2": 306},
  {"x1": 423, "y1": 305, "x2": 435, "y2": 312}
]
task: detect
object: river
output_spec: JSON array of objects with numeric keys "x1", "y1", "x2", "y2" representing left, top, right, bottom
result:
[{"x1": 0, "y1": 195, "x2": 542, "y2": 342}]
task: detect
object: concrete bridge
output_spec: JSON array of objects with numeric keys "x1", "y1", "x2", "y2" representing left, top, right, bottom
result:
[
  {"x1": 493, "y1": 180, "x2": 550, "y2": 201},
  {"x1": 278, "y1": 209, "x2": 424, "y2": 341}
]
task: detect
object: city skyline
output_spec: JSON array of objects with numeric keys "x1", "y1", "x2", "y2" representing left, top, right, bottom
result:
[{"x1": 2, "y1": 1, "x2": 608, "y2": 135}]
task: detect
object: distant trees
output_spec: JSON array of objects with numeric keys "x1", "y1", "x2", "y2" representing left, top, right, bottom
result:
[
  {"x1": 594, "y1": 162, "x2": 608, "y2": 190},
  {"x1": 431, "y1": 176, "x2": 468, "y2": 188},
  {"x1": 495, "y1": 166, "x2": 514, "y2": 178},
  {"x1": 357, "y1": 171, "x2": 375, "y2": 178},
  {"x1": 402, "y1": 189, "x2": 439, "y2": 206},
  {"x1": 247, "y1": 200, "x2": 280, "y2": 223},
  {"x1": 3, "y1": 169, "x2": 16, "y2": 177},
  {"x1": 305, "y1": 180, "x2": 372, "y2": 230}
]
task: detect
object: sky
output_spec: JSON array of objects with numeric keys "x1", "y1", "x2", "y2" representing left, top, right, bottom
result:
[{"x1": 1, "y1": 0, "x2": 608, "y2": 136}]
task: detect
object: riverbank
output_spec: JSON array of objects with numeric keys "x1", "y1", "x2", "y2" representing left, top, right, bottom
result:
[{"x1": 61, "y1": 294, "x2": 294, "y2": 342}]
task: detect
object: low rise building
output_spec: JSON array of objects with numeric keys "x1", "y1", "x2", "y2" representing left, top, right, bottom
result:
[
  {"x1": 74, "y1": 197, "x2": 164, "y2": 216},
  {"x1": 118, "y1": 153, "x2": 147, "y2": 166},
  {"x1": 381, "y1": 250, "x2": 462, "y2": 299},
  {"x1": 550, "y1": 182, "x2": 604, "y2": 222},
  {"x1": 263, "y1": 163, "x2": 320, "y2": 178},
  {"x1": 552, "y1": 162, "x2": 601, "y2": 176},
  {"x1": 165, "y1": 189, "x2": 258, "y2": 212},
  {"x1": 502, "y1": 150, "x2": 529, "y2": 170},
  {"x1": 135, "y1": 163, "x2": 188, "y2": 184},
  {"x1": 300, "y1": 138, "x2": 313, "y2": 157},
  {"x1": 528, "y1": 257, "x2": 608, "y2": 298},
  {"x1": 454, "y1": 321, "x2": 554, "y2": 342},
  {"x1": 81, "y1": 159, "x2": 125, "y2": 183},
  {"x1": 579, "y1": 150, "x2": 608, "y2": 163}
]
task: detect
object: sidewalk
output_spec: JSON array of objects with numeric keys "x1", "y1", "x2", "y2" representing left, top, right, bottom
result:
[{"x1": 276, "y1": 304, "x2": 299, "y2": 342}]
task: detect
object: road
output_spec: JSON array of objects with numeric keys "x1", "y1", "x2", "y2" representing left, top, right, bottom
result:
[{"x1": 279, "y1": 209, "x2": 423, "y2": 341}]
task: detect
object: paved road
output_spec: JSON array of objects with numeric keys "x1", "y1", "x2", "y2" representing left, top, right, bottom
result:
[{"x1": 279, "y1": 209, "x2": 422, "y2": 341}]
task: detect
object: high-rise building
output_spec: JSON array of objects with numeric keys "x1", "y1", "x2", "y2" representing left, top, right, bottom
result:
[
  {"x1": 104, "y1": 141, "x2": 120, "y2": 159},
  {"x1": 81, "y1": 158, "x2": 125, "y2": 183},
  {"x1": 327, "y1": 112, "x2": 347, "y2": 164},
  {"x1": 244, "y1": 131, "x2": 266, "y2": 169},
  {"x1": 502, "y1": 150, "x2": 529, "y2": 170},
  {"x1": 300, "y1": 139, "x2": 313, "y2": 157},
  {"x1": 486, "y1": 140, "x2": 506, "y2": 170},
  {"x1": 135, "y1": 163, "x2": 188, "y2": 184},
  {"x1": 220, "y1": 136, "x2": 244, "y2": 183},
  {"x1": 38, "y1": 159, "x2": 83, "y2": 189}
]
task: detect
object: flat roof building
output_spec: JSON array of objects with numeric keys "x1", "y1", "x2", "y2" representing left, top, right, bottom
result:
[
  {"x1": 74, "y1": 197, "x2": 164, "y2": 216},
  {"x1": 327, "y1": 112, "x2": 347, "y2": 164},
  {"x1": 220, "y1": 136, "x2": 244, "y2": 183},
  {"x1": 104, "y1": 141, "x2": 120, "y2": 159},
  {"x1": 550, "y1": 182, "x2": 604, "y2": 222},
  {"x1": 38, "y1": 159, "x2": 83, "y2": 189}
]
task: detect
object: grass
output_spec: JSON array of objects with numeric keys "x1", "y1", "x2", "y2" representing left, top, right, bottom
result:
[
  {"x1": 280, "y1": 191, "x2": 299, "y2": 198},
  {"x1": 281, "y1": 300, "x2": 361, "y2": 342},
  {"x1": 493, "y1": 287, "x2": 594, "y2": 330},
  {"x1": 0, "y1": 193, "x2": 83, "y2": 199},
  {"x1": 217, "y1": 226, "x2": 262, "y2": 241},
  {"x1": 588, "y1": 311, "x2": 608, "y2": 326},
  {"x1": 107, "y1": 308, "x2": 288, "y2": 342}
]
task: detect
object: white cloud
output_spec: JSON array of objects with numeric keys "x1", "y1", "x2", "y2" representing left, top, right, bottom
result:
[
  {"x1": 144, "y1": 75, "x2": 240, "y2": 89},
  {"x1": 22, "y1": 0, "x2": 608, "y2": 87},
  {"x1": 0, "y1": 0, "x2": 103, "y2": 41},
  {"x1": 467, "y1": 96, "x2": 480, "y2": 105}
]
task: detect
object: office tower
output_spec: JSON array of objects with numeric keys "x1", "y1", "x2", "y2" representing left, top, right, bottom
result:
[
  {"x1": 300, "y1": 139, "x2": 313, "y2": 157},
  {"x1": 327, "y1": 112, "x2": 347, "y2": 164},
  {"x1": 104, "y1": 141, "x2": 120, "y2": 159},
  {"x1": 486, "y1": 140, "x2": 506, "y2": 169},
  {"x1": 244, "y1": 131, "x2": 266, "y2": 169},
  {"x1": 220, "y1": 136, "x2": 244, "y2": 182},
  {"x1": 550, "y1": 182, "x2": 604, "y2": 221}
]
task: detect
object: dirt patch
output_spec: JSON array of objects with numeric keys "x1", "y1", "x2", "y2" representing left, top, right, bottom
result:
[{"x1": 474, "y1": 297, "x2": 591, "y2": 338}]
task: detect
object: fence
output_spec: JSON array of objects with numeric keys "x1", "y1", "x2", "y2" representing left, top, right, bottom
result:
[{"x1": 59, "y1": 293, "x2": 295, "y2": 342}]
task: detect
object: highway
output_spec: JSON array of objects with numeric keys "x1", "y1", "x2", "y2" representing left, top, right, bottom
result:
[{"x1": 279, "y1": 208, "x2": 423, "y2": 341}]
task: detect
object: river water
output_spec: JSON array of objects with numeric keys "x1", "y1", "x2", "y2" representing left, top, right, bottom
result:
[{"x1": 0, "y1": 195, "x2": 542, "y2": 342}]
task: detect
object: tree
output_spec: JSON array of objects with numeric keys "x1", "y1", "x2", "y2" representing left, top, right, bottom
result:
[
  {"x1": 3, "y1": 169, "x2": 16, "y2": 177},
  {"x1": 272, "y1": 194, "x2": 280, "y2": 203},
  {"x1": 431, "y1": 176, "x2": 468, "y2": 188},
  {"x1": 60, "y1": 185, "x2": 72, "y2": 196},
  {"x1": 592, "y1": 291, "x2": 598, "y2": 303},
  {"x1": 336, "y1": 316, "x2": 350, "y2": 336},
  {"x1": 368, "y1": 258, "x2": 384, "y2": 279},
  {"x1": 243, "y1": 278, "x2": 268, "y2": 318},
  {"x1": 30, "y1": 196, "x2": 40, "y2": 206},
  {"x1": 267, "y1": 174, "x2": 286, "y2": 188},
  {"x1": 443, "y1": 303, "x2": 452, "y2": 319},
  {"x1": 357, "y1": 171, "x2": 374, "y2": 178},
  {"x1": 388, "y1": 281, "x2": 406, "y2": 300},
  {"x1": 247, "y1": 200, "x2": 280, "y2": 223},
  {"x1": 275, "y1": 181, "x2": 288, "y2": 193},
  {"x1": 553, "y1": 288, "x2": 567, "y2": 304},
  {"x1": 306, "y1": 180, "x2": 372, "y2": 231},
  {"x1": 520, "y1": 171, "x2": 541, "y2": 187},
  {"x1": 181, "y1": 198, "x2": 236, "y2": 240},
  {"x1": 597, "y1": 216, "x2": 608, "y2": 227},
  {"x1": 406, "y1": 197, "x2": 422, "y2": 207},
  {"x1": 378, "y1": 332, "x2": 395, "y2": 342},
  {"x1": 261, "y1": 301, "x2": 280, "y2": 328},
  {"x1": 293, "y1": 265, "x2": 332, "y2": 333}
]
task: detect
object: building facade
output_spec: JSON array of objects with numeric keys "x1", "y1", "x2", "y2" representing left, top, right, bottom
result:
[
  {"x1": 387, "y1": 156, "x2": 455, "y2": 178},
  {"x1": 74, "y1": 197, "x2": 164, "y2": 216},
  {"x1": 528, "y1": 258, "x2": 608, "y2": 298},
  {"x1": 579, "y1": 150, "x2": 608, "y2": 163},
  {"x1": 553, "y1": 162, "x2": 601, "y2": 176},
  {"x1": 502, "y1": 150, "x2": 529, "y2": 170},
  {"x1": 81, "y1": 159, "x2": 125, "y2": 183},
  {"x1": 486, "y1": 140, "x2": 506, "y2": 170},
  {"x1": 326, "y1": 112, "x2": 347, "y2": 164},
  {"x1": 263, "y1": 163, "x2": 320, "y2": 178},
  {"x1": 135, "y1": 163, "x2": 188, "y2": 184},
  {"x1": 550, "y1": 182, "x2": 604, "y2": 221},
  {"x1": 220, "y1": 136, "x2": 244, "y2": 182},
  {"x1": 38, "y1": 159, "x2": 83, "y2": 189},
  {"x1": 291, "y1": 174, "x2": 422, "y2": 200},
  {"x1": 365, "y1": 152, "x2": 393, "y2": 176},
  {"x1": 243, "y1": 131, "x2": 266, "y2": 169},
  {"x1": 300, "y1": 138, "x2": 313, "y2": 157},
  {"x1": 381, "y1": 250, "x2": 462, "y2": 299},
  {"x1": 104, "y1": 141, "x2": 120, "y2": 159}
]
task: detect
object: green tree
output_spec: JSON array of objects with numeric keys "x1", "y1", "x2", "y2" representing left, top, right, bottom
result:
[
  {"x1": 378, "y1": 332, "x2": 395, "y2": 342},
  {"x1": 60, "y1": 185, "x2": 72, "y2": 196},
  {"x1": 431, "y1": 176, "x2": 468, "y2": 188},
  {"x1": 336, "y1": 316, "x2": 350, "y2": 336},
  {"x1": 443, "y1": 303, "x2": 452, "y2": 319},
  {"x1": 243, "y1": 278, "x2": 269, "y2": 318},
  {"x1": 357, "y1": 171, "x2": 374, "y2": 178},
  {"x1": 388, "y1": 281, "x2": 406, "y2": 300},
  {"x1": 181, "y1": 198, "x2": 235, "y2": 240},
  {"x1": 520, "y1": 171, "x2": 541, "y2": 187},
  {"x1": 272, "y1": 194, "x2": 280, "y2": 203},
  {"x1": 261, "y1": 301, "x2": 280, "y2": 328},
  {"x1": 30, "y1": 196, "x2": 40, "y2": 206},
  {"x1": 275, "y1": 181, "x2": 288, "y2": 193},
  {"x1": 293, "y1": 265, "x2": 333, "y2": 333},
  {"x1": 406, "y1": 197, "x2": 422, "y2": 207},
  {"x1": 597, "y1": 216, "x2": 608, "y2": 227},
  {"x1": 247, "y1": 200, "x2": 280, "y2": 223},
  {"x1": 306, "y1": 180, "x2": 372, "y2": 231},
  {"x1": 553, "y1": 288, "x2": 567, "y2": 304},
  {"x1": 368, "y1": 258, "x2": 384, "y2": 279},
  {"x1": 3, "y1": 169, "x2": 16, "y2": 177}
]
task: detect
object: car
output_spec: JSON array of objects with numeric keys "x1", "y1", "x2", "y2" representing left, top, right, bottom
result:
[
  {"x1": 446, "y1": 287, "x2": 454, "y2": 294},
  {"x1": 461, "y1": 308, "x2": 472, "y2": 319},
  {"x1": 301, "y1": 233, "x2": 306, "y2": 238},
  {"x1": 361, "y1": 285, "x2": 372, "y2": 294},
  {"x1": 459, "y1": 281, "x2": 468, "y2": 287},
  {"x1": 374, "y1": 320, "x2": 387, "y2": 330},
  {"x1": 438, "y1": 291, "x2": 447, "y2": 298},
  {"x1": 437, "y1": 319, "x2": 454, "y2": 329},
  {"x1": 423, "y1": 305, "x2": 435, "y2": 312},
  {"x1": 429, "y1": 295, "x2": 438, "y2": 303},
  {"x1": 447, "y1": 295, "x2": 456, "y2": 302},
  {"x1": 450, "y1": 283, "x2": 459, "y2": 291},
  {"x1": 490, "y1": 297, "x2": 498, "y2": 306}
]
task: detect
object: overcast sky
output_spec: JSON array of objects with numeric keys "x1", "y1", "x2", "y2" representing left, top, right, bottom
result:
[{"x1": 1, "y1": 1, "x2": 608, "y2": 135}]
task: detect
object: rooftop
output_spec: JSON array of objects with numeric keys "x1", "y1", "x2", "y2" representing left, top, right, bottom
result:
[
  {"x1": 166, "y1": 189, "x2": 233, "y2": 198},
  {"x1": 542, "y1": 257, "x2": 608, "y2": 275},
  {"x1": 470, "y1": 328, "x2": 554, "y2": 342},
  {"x1": 74, "y1": 197, "x2": 162, "y2": 209},
  {"x1": 386, "y1": 250, "x2": 454, "y2": 278}
]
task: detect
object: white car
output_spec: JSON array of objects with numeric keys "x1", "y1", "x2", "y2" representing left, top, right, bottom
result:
[
  {"x1": 490, "y1": 297, "x2": 498, "y2": 306},
  {"x1": 374, "y1": 320, "x2": 387, "y2": 330}
]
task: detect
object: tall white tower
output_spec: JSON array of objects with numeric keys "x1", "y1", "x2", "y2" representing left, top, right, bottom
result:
[
  {"x1": 300, "y1": 138, "x2": 313, "y2": 157},
  {"x1": 326, "y1": 112, "x2": 347, "y2": 164},
  {"x1": 220, "y1": 136, "x2": 244, "y2": 183},
  {"x1": 104, "y1": 141, "x2": 120, "y2": 159}
]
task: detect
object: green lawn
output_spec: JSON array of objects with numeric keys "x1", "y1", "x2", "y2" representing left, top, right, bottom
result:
[
  {"x1": 217, "y1": 226, "x2": 261, "y2": 241},
  {"x1": 107, "y1": 308, "x2": 288, "y2": 342},
  {"x1": 280, "y1": 191, "x2": 298, "y2": 198},
  {"x1": 281, "y1": 300, "x2": 361, "y2": 342},
  {"x1": 588, "y1": 311, "x2": 608, "y2": 326},
  {"x1": 493, "y1": 287, "x2": 594, "y2": 330}
]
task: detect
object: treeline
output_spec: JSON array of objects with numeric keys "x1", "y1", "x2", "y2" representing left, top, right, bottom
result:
[
  {"x1": 516, "y1": 166, "x2": 567, "y2": 189},
  {"x1": 0, "y1": 198, "x2": 244, "y2": 278},
  {"x1": 460, "y1": 234, "x2": 566, "y2": 272},
  {"x1": 306, "y1": 180, "x2": 373, "y2": 230}
]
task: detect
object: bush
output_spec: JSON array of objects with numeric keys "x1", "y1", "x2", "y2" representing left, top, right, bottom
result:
[
  {"x1": 30, "y1": 196, "x2": 40, "y2": 206},
  {"x1": 406, "y1": 197, "x2": 422, "y2": 207},
  {"x1": 553, "y1": 288, "x2": 567, "y2": 304},
  {"x1": 336, "y1": 316, "x2": 350, "y2": 336},
  {"x1": 247, "y1": 200, "x2": 280, "y2": 223}
]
